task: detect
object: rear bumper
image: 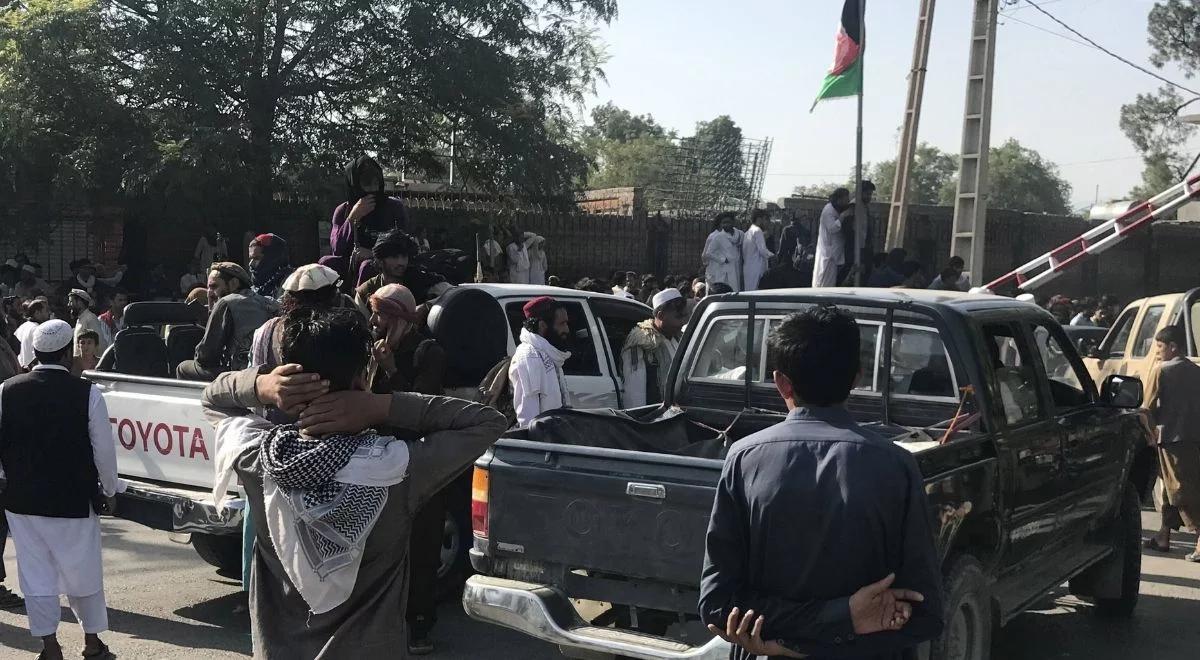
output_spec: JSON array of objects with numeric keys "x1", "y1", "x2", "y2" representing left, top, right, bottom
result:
[
  {"x1": 116, "y1": 479, "x2": 242, "y2": 536},
  {"x1": 462, "y1": 575, "x2": 729, "y2": 660}
]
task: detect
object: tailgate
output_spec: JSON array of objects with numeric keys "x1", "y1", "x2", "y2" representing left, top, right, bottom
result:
[
  {"x1": 90, "y1": 373, "x2": 219, "y2": 493},
  {"x1": 485, "y1": 438, "x2": 722, "y2": 588}
]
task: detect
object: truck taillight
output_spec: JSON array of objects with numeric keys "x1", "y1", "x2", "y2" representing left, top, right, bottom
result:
[{"x1": 471, "y1": 467, "x2": 489, "y2": 539}]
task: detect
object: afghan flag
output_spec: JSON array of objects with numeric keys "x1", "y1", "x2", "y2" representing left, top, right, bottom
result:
[{"x1": 811, "y1": 0, "x2": 864, "y2": 111}]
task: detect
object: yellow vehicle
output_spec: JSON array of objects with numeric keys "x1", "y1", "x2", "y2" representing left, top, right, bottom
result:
[{"x1": 1084, "y1": 288, "x2": 1200, "y2": 395}]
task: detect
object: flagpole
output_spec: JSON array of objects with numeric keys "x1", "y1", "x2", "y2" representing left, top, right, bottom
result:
[{"x1": 853, "y1": 0, "x2": 866, "y2": 287}]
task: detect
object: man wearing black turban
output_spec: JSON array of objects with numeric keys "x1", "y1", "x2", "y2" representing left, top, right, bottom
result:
[{"x1": 328, "y1": 156, "x2": 409, "y2": 286}]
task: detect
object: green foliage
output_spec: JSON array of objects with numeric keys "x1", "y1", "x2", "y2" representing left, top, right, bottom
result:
[
  {"x1": 864, "y1": 143, "x2": 958, "y2": 206},
  {"x1": 0, "y1": 0, "x2": 617, "y2": 237},
  {"x1": 982, "y1": 139, "x2": 1072, "y2": 214},
  {"x1": 1120, "y1": 2, "x2": 1200, "y2": 200}
]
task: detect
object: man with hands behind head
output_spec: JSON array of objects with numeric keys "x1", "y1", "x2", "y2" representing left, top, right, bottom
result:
[
  {"x1": 699, "y1": 306, "x2": 943, "y2": 659},
  {"x1": 203, "y1": 308, "x2": 506, "y2": 659}
]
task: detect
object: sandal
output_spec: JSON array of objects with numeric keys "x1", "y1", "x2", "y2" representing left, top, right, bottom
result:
[
  {"x1": 1186, "y1": 552, "x2": 1200, "y2": 563},
  {"x1": 1144, "y1": 538, "x2": 1172, "y2": 553},
  {"x1": 0, "y1": 585, "x2": 24, "y2": 610},
  {"x1": 81, "y1": 642, "x2": 115, "y2": 660}
]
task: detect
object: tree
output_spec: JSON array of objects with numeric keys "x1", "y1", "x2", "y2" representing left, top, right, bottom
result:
[
  {"x1": 974, "y1": 139, "x2": 1072, "y2": 214},
  {"x1": 1120, "y1": 1, "x2": 1200, "y2": 200},
  {"x1": 864, "y1": 143, "x2": 958, "y2": 206},
  {"x1": 582, "y1": 102, "x2": 676, "y2": 189},
  {"x1": 0, "y1": 0, "x2": 616, "y2": 238},
  {"x1": 792, "y1": 182, "x2": 842, "y2": 198}
]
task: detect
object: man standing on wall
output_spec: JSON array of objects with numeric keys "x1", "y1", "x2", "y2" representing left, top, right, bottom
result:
[
  {"x1": 702, "y1": 213, "x2": 742, "y2": 292},
  {"x1": 812, "y1": 188, "x2": 851, "y2": 288},
  {"x1": 741, "y1": 210, "x2": 774, "y2": 292}
]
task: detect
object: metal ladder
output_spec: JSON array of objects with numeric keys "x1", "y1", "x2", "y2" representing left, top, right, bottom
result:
[{"x1": 981, "y1": 172, "x2": 1200, "y2": 293}]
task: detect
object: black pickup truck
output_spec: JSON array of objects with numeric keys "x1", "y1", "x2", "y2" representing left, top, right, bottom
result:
[{"x1": 463, "y1": 290, "x2": 1151, "y2": 660}]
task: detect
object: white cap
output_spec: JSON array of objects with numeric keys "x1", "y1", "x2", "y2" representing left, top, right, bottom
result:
[
  {"x1": 21, "y1": 264, "x2": 35, "y2": 274},
  {"x1": 69, "y1": 288, "x2": 94, "y2": 306},
  {"x1": 282, "y1": 264, "x2": 341, "y2": 292},
  {"x1": 32, "y1": 319, "x2": 73, "y2": 353},
  {"x1": 4, "y1": 259, "x2": 16, "y2": 268},
  {"x1": 1015, "y1": 293, "x2": 1036, "y2": 303},
  {"x1": 651, "y1": 288, "x2": 683, "y2": 311}
]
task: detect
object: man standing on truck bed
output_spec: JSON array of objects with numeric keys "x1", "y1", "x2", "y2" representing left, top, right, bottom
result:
[
  {"x1": 1143, "y1": 325, "x2": 1200, "y2": 562},
  {"x1": 202, "y1": 308, "x2": 506, "y2": 659},
  {"x1": 700, "y1": 307, "x2": 943, "y2": 659},
  {"x1": 620, "y1": 288, "x2": 687, "y2": 408},
  {"x1": 510, "y1": 296, "x2": 571, "y2": 428}
]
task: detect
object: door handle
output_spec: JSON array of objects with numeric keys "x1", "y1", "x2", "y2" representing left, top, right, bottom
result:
[{"x1": 626, "y1": 482, "x2": 667, "y2": 500}]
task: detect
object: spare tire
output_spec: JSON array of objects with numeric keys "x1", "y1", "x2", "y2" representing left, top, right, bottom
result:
[{"x1": 427, "y1": 287, "x2": 508, "y2": 388}]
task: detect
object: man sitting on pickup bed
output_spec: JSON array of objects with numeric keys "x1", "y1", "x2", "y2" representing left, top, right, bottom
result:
[
  {"x1": 202, "y1": 307, "x2": 506, "y2": 660},
  {"x1": 700, "y1": 306, "x2": 944, "y2": 659},
  {"x1": 177, "y1": 262, "x2": 278, "y2": 381}
]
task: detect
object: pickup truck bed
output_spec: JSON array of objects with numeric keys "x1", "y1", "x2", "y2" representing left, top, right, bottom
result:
[{"x1": 465, "y1": 289, "x2": 1150, "y2": 660}]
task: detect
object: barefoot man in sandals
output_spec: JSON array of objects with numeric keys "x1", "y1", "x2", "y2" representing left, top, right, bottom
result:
[{"x1": 1144, "y1": 325, "x2": 1200, "y2": 562}]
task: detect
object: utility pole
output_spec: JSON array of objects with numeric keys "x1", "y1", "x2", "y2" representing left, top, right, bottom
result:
[
  {"x1": 886, "y1": 0, "x2": 937, "y2": 251},
  {"x1": 950, "y1": 0, "x2": 1000, "y2": 286}
]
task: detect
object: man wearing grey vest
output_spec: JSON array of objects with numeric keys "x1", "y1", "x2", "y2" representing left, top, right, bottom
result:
[{"x1": 0, "y1": 319, "x2": 118, "y2": 660}]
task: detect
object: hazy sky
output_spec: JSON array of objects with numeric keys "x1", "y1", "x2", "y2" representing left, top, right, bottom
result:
[{"x1": 586, "y1": 0, "x2": 1196, "y2": 210}]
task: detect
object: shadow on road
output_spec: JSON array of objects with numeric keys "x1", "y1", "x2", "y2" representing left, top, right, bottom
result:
[{"x1": 995, "y1": 590, "x2": 1200, "y2": 659}]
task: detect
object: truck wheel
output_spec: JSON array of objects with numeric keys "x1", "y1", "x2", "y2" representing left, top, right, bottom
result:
[
  {"x1": 436, "y1": 474, "x2": 473, "y2": 601},
  {"x1": 1091, "y1": 483, "x2": 1142, "y2": 617},
  {"x1": 191, "y1": 533, "x2": 242, "y2": 573},
  {"x1": 930, "y1": 556, "x2": 992, "y2": 660}
]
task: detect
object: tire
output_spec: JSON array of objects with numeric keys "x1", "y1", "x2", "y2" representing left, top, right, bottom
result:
[
  {"x1": 191, "y1": 533, "x2": 242, "y2": 573},
  {"x1": 435, "y1": 473, "x2": 474, "y2": 601},
  {"x1": 929, "y1": 556, "x2": 992, "y2": 660},
  {"x1": 1091, "y1": 483, "x2": 1142, "y2": 617}
]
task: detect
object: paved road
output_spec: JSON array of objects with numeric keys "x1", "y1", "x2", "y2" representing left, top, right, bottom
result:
[{"x1": 1, "y1": 513, "x2": 1199, "y2": 659}]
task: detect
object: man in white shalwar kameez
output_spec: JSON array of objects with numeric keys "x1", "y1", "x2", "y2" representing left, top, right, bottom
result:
[
  {"x1": 813, "y1": 188, "x2": 852, "y2": 288},
  {"x1": 741, "y1": 210, "x2": 774, "y2": 291},
  {"x1": 703, "y1": 213, "x2": 742, "y2": 291},
  {"x1": 0, "y1": 320, "x2": 118, "y2": 660}
]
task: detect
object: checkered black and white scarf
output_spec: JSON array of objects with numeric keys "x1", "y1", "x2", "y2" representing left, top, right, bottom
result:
[{"x1": 259, "y1": 423, "x2": 408, "y2": 614}]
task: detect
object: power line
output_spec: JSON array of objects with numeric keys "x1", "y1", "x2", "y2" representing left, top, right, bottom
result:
[
  {"x1": 1019, "y1": 0, "x2": 1200, "y2": 97},
  {"x1": 998, "y1": 10, "x2": 1097, "y2": 51}
]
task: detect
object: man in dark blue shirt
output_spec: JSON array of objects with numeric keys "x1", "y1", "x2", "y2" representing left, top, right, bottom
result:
[{"x1": 699, "y1": 306, "x2": 944, "y2": 659}]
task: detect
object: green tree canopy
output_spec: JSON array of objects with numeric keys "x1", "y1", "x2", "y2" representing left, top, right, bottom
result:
[
  {"x1": 1120, "y1": 1, "x2": 1200, "y2": 200},
  {"x1": 0, "y1": 0, "x2": 616, "y2": 237},
  {"x1": 977, "y1": 139, "x2": 1072, "y2": 214},
  {"x1": 864, "y1": 143, "x2": 958, "y2": 206}
]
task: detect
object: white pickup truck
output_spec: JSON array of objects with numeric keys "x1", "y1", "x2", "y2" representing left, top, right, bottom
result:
[{"x1": 88, "y1": 285, "x2": 652, "y2": 583}]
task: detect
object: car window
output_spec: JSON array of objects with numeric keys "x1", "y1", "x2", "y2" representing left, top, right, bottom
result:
[
  {"x1": 857, "y1": 322, "x2": 880, "y2": 392},
  {"x1": 1131, "y1": 305, "x2": 1166, "y2": 358},
  {"x1": 692, "y1": 317, "x2": 763, "y2": 382},
  {"x1": 983, "y1": 324, "x2": 1044, "y2": 427},
  {"x1": 1102, "y1": 307, "x2": 1137, "y2": 359},
  {"x1": 504, "y1": 300, "x2": 600, "y2": 376},
  {"x1": 589, "y1": 298, "x2": 652, "y2": 370},
  {"x1": 1030, "y1": 323, "x2": 1091, "y2": 409},
  {"x1": 878, "y1": 326, "x2": 955, "y2": 398}
]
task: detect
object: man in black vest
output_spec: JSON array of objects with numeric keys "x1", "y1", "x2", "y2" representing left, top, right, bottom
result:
[{"x1": 0, "y1": 319, "x2": 119, "y2": 660}]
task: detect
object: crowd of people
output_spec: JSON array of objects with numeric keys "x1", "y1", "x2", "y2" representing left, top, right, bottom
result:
[{"x1": 0, "y1": 153, "x2": 1194, "y2": 660}]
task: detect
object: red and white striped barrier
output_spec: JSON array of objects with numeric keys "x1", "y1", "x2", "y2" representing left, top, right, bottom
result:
[{"x1": 980, "y1": 172, "x2": 1200, "y2": 294}]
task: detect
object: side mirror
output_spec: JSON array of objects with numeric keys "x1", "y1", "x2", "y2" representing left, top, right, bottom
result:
[{"x1": 1101, "y1": 374, "x2": 1143, "y2": 408}]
